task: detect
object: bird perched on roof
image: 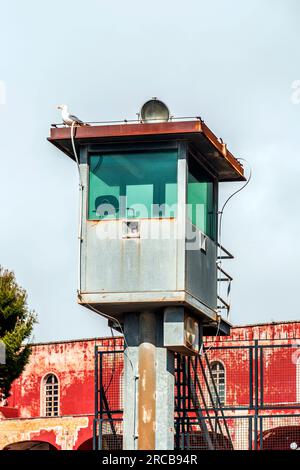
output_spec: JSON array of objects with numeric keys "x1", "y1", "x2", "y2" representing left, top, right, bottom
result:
[{"x1": 57, "y1": 104, "x2": 87, "y2": 126}]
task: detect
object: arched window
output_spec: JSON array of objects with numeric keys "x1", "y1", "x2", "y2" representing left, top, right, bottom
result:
[
  {"x1": 210, "y1": 361, "x2": 225, "y2": 407},
  {"x1": 43, "y1": 374, "x2": 59, "y2": 417}
]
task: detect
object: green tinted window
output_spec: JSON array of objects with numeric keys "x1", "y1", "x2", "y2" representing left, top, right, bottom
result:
[
  {"x1": 88, "y1": 150, "x2": 177, "y2": 220},
  {"x1": 187, "y1": 160, "x2": 216, "y2": 240}
]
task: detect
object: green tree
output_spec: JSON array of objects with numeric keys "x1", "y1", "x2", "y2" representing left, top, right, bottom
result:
[{"x1": 0, "y1": 267, "x2": 37, "y2": 400}]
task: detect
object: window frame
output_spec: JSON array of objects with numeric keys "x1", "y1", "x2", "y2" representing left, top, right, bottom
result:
[
  {"x1": 209, "y1": 360, "x2": 226, "y2": 407},
  {"x1": 186, "y1": 151, "x2": 218, "y2": 241},
  {"x1": 41, "y1": 373, "x2": 60, "y2": 418},
  {"x1": 86, "y1": 142, "x2": 179, "y2": 222}
]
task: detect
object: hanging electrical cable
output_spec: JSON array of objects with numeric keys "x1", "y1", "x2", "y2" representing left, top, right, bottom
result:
[
  {"x1": 202, "y1": 158, "x2": 252, "y2": 357},
  {"x1": 217, "y1": 157, "x2": 252, "y2": 318},
  {"x1": 70, "y1": 123, "x2": 138, "y2": 449}
]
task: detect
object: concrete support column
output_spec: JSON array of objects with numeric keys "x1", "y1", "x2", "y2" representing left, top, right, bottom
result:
[
  {"x1": 155, "y1": 346, "x2": 175, "y2": 449},
  {"x1": 122, "y1": 310, "x2": 175, "y2": 450}
]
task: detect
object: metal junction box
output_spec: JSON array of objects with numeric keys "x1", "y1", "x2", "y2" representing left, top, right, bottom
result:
[
  {"x1": 163, "y1": 307, "x2": 203, "y2": 356},
  {"x1": 48, "y1": 120, "x2": 245, "y2": 335}
]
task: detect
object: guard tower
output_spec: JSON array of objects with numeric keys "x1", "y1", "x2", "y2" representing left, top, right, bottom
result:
[{"x1": 49, "y1": 99, "x2": 245, "y2": 450}]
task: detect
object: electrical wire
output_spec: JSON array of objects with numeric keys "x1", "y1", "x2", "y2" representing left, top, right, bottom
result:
[
  {"x1": 71, "y1": 122, "x2": 83, "y2": 186},
  {"x1": 71, "y1": 122, "x2": 84, "y2": 293},
  {"x1": 217, "y1": 157, "x2": 252, "y2": 320},
  {"x1": 202, "y1": 158, "x2": 252, "y2": 357},
  {"x1": 70, "y1": 124, "x2": 138, "y2": 447},
  {"x1": 219, "y1": 158, "x2": 252, "y2": 240}
]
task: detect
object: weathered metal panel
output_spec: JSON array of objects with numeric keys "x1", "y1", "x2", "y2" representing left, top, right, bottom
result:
[
  {"x1": 83, "y1": 219, "x2": 178, "y2": 293},
  {"x1": 185, "y1": 222, "x2": 218, "y2": 311}
]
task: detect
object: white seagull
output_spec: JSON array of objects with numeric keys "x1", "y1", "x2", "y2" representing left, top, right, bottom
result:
[{"x1": 57, "y1": 104, "x2": 86, "y2": 126}]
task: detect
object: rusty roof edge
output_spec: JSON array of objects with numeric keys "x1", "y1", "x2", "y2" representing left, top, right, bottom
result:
[
  {"x1": 48, "y1": 120, "x2": 201, "y2": 141},
  {"x1": 48, "y1": 120, "x2": 245, "y2": 180},
  {"x1": 199, "y1": 121, "x2": 245, "y2": 180}
]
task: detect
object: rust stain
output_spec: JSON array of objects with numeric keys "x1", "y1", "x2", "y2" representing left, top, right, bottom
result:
[
  {"x1": 138, "y1": 342, "x2": 156, "y2": 450},
  {"x1": 137, "y1": 312, "x2": 156, "y2": 450}
]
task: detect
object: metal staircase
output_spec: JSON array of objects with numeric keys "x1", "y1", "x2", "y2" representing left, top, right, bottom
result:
[
  {"x1": 175, "y1": 352, "x2": 234, "y2": 450},
  {"x1": 94, "y1": 346, "x2": 234, "y2": 450}
]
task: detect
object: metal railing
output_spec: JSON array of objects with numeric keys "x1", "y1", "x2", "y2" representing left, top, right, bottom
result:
[
  {"x1": 94, "y1": 341, "x2": 300, "y2": 450},
  {"x1": 217, "y1": 243, "x2": 234, "y2": 318}
]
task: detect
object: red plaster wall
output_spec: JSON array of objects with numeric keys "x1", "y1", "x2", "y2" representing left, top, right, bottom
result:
[
  {"x1": 6, "y1": 322, "x2": 300, "y2": 417},
  {"x1": 6, "y1": 337, "x2": 123, "y2": 419},
  {"x1": 1, "y1": 322, "x2": 300, "y2": 449}
]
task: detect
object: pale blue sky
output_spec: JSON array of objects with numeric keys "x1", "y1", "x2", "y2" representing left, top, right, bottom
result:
[{"x1": 1, "y1": 0, "x2": 300, "y2": 341}]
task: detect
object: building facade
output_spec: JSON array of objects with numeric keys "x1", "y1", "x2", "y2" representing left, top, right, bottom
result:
[{"x1": 1, "y1": 322, "x2": 300, "y2": 450}]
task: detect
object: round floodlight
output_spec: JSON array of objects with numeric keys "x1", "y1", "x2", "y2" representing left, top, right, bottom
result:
[{"x1": 140, "y1": 98, "x2": 170, "y2": 123}]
